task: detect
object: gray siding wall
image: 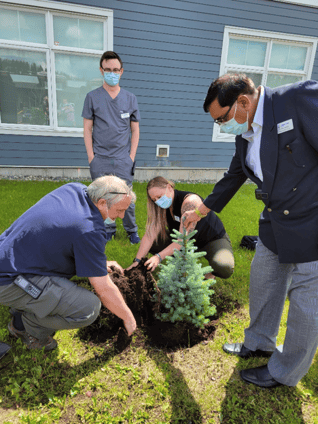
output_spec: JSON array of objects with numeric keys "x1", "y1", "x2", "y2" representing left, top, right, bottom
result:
[{"x1": 1, "y1": 0, "x2": 318, "y2": 168}]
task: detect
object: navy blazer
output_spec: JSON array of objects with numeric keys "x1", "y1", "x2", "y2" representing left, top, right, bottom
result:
[{"x1": 204, "y1": 80, "x2": 318, "y2": 264}]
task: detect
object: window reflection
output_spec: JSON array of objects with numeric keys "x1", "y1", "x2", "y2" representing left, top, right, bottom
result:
[
  {"x1": 53, "y1": 16, "x2": 103, "y2": 50},
  {"x1": 270, "y1": 44, "x2": 307, "y2": 71},
  {"x1": 0, "y1": 9, "x2": 46, "y2": 44},
  {"x1": 55, "y1": 53, "x2": 101, "y2": 128},
  {"x1": 244, "y1": 72, "x2": 262, "y2": 88},
  {"x1": 228, "y1": 39, "x2": 267, "y2": 67},
  {"x1": 0, "y1": 49, "x2": 49, "y2": 125},
  {"x1": 226, "y1": 36, "x2": 308, "y2": 90},
  {"x1": 266, "y1": 74, "x2": 302, "y2": 88}
]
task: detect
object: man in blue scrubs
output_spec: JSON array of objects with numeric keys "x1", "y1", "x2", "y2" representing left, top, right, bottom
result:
[
  {"x1": 0, "y1": 176, "x2": 137, "y2": 351},
  {"x1": 82, "y1": 51, "x2": 140, "y2": 245}
]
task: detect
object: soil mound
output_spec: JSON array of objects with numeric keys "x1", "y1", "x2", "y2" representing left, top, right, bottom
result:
[{"x1": 80, "y1": 260, "x2": 224, "y2": 350}]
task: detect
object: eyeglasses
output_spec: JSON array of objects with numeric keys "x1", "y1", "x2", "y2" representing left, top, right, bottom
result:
[
  {"x1": 214, "y1": 101, "x2": 236, "y2": 125},
  {"x1": 102, "y1": 68, "x2": 122, "y2": 74}
]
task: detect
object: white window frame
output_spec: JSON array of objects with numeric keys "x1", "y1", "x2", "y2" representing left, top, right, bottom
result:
[
  {"x1": 273, "y1": 0, "x2": 318, "y2": 8},
  {"x1": 0, "y1": 0, "x2": 113, "y2": 137},
  {"x1": 213, "y1": 26, "x2": 317, "y2": 143}
]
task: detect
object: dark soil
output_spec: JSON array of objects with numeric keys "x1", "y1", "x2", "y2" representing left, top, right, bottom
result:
[{"x1": 79, "y1": 259, "x2": 237, "y2": 351}]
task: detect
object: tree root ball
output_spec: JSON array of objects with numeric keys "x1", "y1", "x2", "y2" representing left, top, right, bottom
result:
[{"x1": 80, "y1": 259, "x2": 220, "y2": 349}]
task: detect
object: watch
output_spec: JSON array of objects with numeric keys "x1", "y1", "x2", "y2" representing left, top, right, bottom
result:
[
  {"x1": 133, "y1": 258, "x2": 141, "y2": 263},
  {"x1": 155, "y1": 253, "x2": 162, "y2": 263}
]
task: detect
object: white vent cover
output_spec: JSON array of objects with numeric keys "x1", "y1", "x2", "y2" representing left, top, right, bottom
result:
[{"x1": 156, "y1": 144, "x2": 170, "y2": 157}]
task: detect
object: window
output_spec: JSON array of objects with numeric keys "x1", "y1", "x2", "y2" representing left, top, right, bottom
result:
[
  {"x1": 273, "y1": 0, "x2": 318, "y2": 8},
  {"x1": 213, "y1": 26, "x2": 317, "y2": 142},
  {"x1": 0, "y1": 0, "x2": 113, "y2": 136}
]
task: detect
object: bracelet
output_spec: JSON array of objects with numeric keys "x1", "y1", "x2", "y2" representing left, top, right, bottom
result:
[
  {"x1": 194, "y1": 207, "x2": 207, "y2": 219},
  {"x1": 155, "y1": 253, "x2": 162, "y2": 263},
  {"x1": 133, "y1": 258, "x2": 141, "y2": 263}
]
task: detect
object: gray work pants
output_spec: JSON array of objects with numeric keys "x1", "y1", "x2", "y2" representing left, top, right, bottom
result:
[
  {"x1": 89, "y1": 155, "x2": 138, "y2": 234},
  {"x1": 244, "y1": 239, "x2": 318, "y2": 386},
  {"x1": 0, "y1": 275, "x2": 101, "y2": 341}
]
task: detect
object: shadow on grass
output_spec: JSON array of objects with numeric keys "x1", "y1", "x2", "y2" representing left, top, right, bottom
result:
[
  {"x1": 0, "y1": 337, "x2": 121, "y2": 411},
  {"x1": 301, "y1": 354, "x2": 318, "y2": 398},
  {"x1": 146, "y1": 347, "x2": 203, "y2": 424},
  {"x1": 220, "y1": 360, "x2": 306, "y2": 424},
  {"x1": 81, "y1": 326, "x2": 203, "y2": 423}
]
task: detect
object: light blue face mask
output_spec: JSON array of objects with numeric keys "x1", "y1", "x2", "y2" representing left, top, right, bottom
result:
[
  {"x1": 103, "y1": 72, "x2": 120, "y2": 87},
  {"x1": 155, "y1": 189, "x2": 173, "y2": 209},
  {"x1": 219, "y1": 103, "x2": 249, "y2": 136},
  {"x1": 104, "y1": 216, "x2": 116, "y2": 225}
]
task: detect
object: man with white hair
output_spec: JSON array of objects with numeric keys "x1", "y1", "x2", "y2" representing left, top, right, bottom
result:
[{"x1": 0, "y1": 175, "x2": 137, "y2": 351}]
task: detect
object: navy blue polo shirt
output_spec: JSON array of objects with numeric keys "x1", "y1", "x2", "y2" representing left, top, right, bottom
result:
[{"x1": 0, "y1": 183, "x2": 107, "y2": 286}]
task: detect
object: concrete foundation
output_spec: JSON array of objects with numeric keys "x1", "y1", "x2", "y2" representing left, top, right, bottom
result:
[{"x1": 0, "y1": 166, "x2": 227, "y2": 183}]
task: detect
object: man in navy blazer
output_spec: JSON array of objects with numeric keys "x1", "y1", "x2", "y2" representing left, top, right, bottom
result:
[{"x1": 183, "y1": 73, "x2": 318, "y2": 388}]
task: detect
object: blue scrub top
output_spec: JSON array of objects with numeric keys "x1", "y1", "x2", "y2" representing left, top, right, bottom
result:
[{"x1": 82, "y1": 86, "x2": 140, "y2": 158}]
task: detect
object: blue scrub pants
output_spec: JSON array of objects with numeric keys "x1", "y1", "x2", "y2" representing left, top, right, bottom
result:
[{"x1": 89, "y1": 154, "x2": 138, "y2": 234}]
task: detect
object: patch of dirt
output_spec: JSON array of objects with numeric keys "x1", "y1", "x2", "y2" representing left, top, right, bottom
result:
[{"x1": 79, "y1": 259, "x2": 239, "y2": 350}]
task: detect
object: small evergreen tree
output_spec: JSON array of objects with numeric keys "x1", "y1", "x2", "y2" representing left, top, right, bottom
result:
[{"x1": 154, "y1": 229, "x2": 216, "y2": 328}]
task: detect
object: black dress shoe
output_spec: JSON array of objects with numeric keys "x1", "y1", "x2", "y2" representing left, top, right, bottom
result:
[
  {"x1": 223, "y1": 342, "x2": 273, "y2": 359},
  {"x1": 240, "y1": 365, "x2": 282, "y2": 388}
]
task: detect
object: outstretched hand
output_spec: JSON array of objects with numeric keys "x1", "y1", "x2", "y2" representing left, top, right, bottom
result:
[
  {"x1": 181, "y1": 211, "x2": 200, "y2": 233},
  {"x1": 144, "y1": 255, "x2": 160, "y2": 272}
]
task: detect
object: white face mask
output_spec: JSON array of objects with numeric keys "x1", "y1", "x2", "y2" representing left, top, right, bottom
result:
[{"x1": 219, "y1": 102, "x2": 249, "y2": 136}]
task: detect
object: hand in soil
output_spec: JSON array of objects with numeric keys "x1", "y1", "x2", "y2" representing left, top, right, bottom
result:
[
  {"x1": 81, "y1": 259, "x2": 218, "y2": 348},
  {"x1": 123, "y1": 316, "x2": 137, "y2": 336},
  {"x1": 126, "y1": 262, "x2": 139, "y2": 271},
  {"x1": 144, "y1": 255, "x2": 160, "y2": 272},
  {"x1": 107, "y1": 261, "x2": 124, "y2": 275}
]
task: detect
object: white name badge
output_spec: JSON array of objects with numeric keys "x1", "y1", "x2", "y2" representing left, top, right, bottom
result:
[
  {"x1": 121, "y1": 112, "x2": 130, "y2": 119},
  {"x1": 174, "y1": 215, "x2": 180, "y2": 222},
  {"x1": 277, "y1": 119, "x2": 294, "y2": 134}
]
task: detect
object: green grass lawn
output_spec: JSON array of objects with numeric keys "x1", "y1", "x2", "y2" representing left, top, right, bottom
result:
[{"x1": 0, "y1": 179, "x2": 318, "y2": 424}]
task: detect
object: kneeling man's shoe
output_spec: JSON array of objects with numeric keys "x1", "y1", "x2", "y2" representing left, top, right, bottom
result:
[
  {"x1": 223, "y1": 342, "x2": 273, "y2": 359},
  {"x1": 8, "y1": 318, "x2": 57, "y2": 352},
  {"x1": 240, "y1": 365, "x2": 282, "y2": 388},
  {"x1": 0, "y1": 342, "x2": 11, "y2": 360}
]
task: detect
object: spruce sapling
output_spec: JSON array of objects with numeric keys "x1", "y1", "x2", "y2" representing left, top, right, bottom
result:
[{"x1": 154, "y1": 228, "x2": 216, "y2": 328}]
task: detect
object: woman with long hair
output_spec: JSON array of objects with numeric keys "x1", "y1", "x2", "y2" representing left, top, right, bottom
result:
[{"x1": 128, "y1": 176, "x2": 234, "y2": 279}]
